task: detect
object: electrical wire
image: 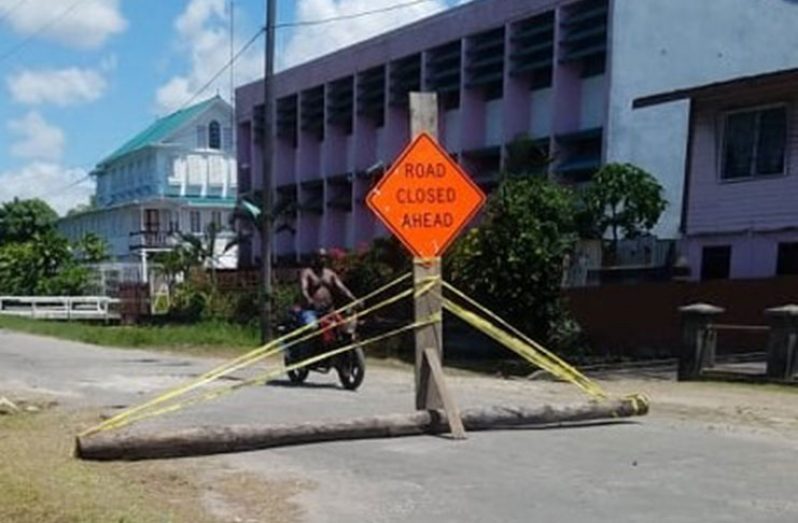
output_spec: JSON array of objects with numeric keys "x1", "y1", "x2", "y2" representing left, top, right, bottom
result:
[
  {"x1": 39, "y1": 172, "x2": 94, "y2": 201},
  {"x1": 0, "y1": 0, "x2": 90, "y2": 64},
  {"x1": 176, "y1": 26, "x2": 265, "y2": 112},
  {"x1": 275, "y1": 0, "x2": 439, "y2": 29},
  {"x1": 16, "y1": 0, "x2": 449, "y2": 208},
  {"x1": 0, "y1": 0, "x2": 29, "y2": 26},
  {"x1": 174, "y1": 0, "x2": 443, "y2": 111}
]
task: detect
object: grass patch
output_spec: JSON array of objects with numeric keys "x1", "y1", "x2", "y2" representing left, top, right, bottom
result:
[
  {"x1": 0, "y1": 408, "x2": 211, "y2": 523},
  {"x1": 0, "y1": 405, "x2": 306, "y2": 523},
  {"x1": 0, "y1": 315, "x2": 259, "y2": 356}
]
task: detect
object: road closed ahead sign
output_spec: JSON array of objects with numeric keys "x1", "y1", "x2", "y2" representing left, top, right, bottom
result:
[{"x1": 367, "y1": 132, "x2": 486, "y2": 259}]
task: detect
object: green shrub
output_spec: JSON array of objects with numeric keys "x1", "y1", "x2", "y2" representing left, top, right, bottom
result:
[
  {"x1": 0, "y1": 231, "x2": 91, "y2": 296},
  {"x1": 447, "y1": 176, "x2": 581, "y2": 351},
  {"x1": 167, "y1": 267, "x2": 301, "y2": 329}
]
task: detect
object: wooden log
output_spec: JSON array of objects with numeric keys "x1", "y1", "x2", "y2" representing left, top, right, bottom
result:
[{"x1": 76, "y1": 398, "x2": 648, "y2": 461}]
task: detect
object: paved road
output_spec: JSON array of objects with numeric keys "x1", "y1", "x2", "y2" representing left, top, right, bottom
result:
[{"x1": 1, "y1": 329, "x2": 797, "y2": 522}]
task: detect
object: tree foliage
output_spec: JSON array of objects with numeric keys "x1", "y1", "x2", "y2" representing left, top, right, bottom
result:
[
  {"x1": 329, "y1": 237, "x2": 411, "y2": 299},
  {"x1": 0, "y1": 231, "x2": 89, "y2": 296},
  {"x1": 503, "y1": 134, "x2": 552, "y2": 175},
  {"x1": 447, "y1": 176, "x2": 580, "y2": 349},
  {"x1": 73, "y1": 233, "x2": 109, "y2": 264},
  {"x1": 579, "y1": 163, "x2": 667, "y2": 249},
  {"x1": 154, "y1": 222, "x2": 229, "y2": 292},
  {"x1": 0, "y1": 198, "x2": 96, "y2": 296},
  {"x1": 0, "y1": 198, "x2": 58, "y2": 246}
]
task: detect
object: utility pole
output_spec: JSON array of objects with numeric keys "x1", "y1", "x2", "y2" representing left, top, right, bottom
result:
[{"x1": 260, "y1": 0, "x2": 276, "y2": 343}]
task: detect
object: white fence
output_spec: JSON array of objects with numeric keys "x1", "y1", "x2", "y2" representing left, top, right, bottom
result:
[{"x1": 0, "y1": 296, "x2": 120, "y2": 321}]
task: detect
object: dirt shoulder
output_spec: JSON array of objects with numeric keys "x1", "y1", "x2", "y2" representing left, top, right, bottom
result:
[
  {"x1": 591, "y1": 371, "x2": 798, "y2": 440},
  {"x1": 0, "y1": 396, "x2": 310, "y2": 523}
]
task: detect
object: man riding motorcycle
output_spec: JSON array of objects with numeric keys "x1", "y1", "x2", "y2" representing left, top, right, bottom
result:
[{"x1": 284, "y1": 248, "x2": 365, "y2": 390}]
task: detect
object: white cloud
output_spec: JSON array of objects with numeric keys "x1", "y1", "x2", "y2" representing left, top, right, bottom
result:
[
  {"x1": 155, "y1": 0, "x2": 262, "y2": 113},
  {"x1": 8, "y1": 112, "x2": 65, "y2": 161},
  {"x1": 0, "y1": 0, "x2": 127, "y2": 49},
  {"x1": 280, "y1": 0, "x2": 450, "y2": 69},
  {"x1": 0, "y1": 162, "x2": 93, "y2": 215},
  {"x1": 6, "y1": 67, "x2": 108, "y2": 107}
]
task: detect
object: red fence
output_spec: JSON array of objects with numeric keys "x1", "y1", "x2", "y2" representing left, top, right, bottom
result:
[
  {"x1": 565, "y1": 277, "x2": 798, "y2": 357},
  {"x1": 215, "y1": 268, "x2": 299, "y2": 291}
]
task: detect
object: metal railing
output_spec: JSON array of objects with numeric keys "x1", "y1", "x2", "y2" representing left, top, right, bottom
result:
[
  {"x1": 0, "y1": 296, "x2": 120, "y2": 321},
  {"x1": 129, "y1": 230, "x2": 181, "y2": 251}
]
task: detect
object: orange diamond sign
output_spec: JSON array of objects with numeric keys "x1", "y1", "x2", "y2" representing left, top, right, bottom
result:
[{"x1": 367, "y1": 132, "x2": 486, "y2": 259}]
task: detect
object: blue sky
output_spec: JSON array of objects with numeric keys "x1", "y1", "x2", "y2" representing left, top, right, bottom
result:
[{"x1": 0, "y1": 0, "x2": 465, "y2": 214}]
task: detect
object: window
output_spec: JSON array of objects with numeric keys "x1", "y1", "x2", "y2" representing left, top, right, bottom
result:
[
  {"x1": 722, "y1": 106, "x2": 787, "y2": 180},
  {"x1": 701, "y1": 245, "x2": 732, "y2": 281},
  {"x1": 190, "y1": 210, "x2": 202, "y2": 234},
  {"x1": 196, "y1": 125, "x2": 207, "y2": 148},
  {"x1": 208, "y1": 121, "x2": 221, "y2": 150},
  {"x1": 776, "y1": 242, "x2": 798, "y2": 276}
]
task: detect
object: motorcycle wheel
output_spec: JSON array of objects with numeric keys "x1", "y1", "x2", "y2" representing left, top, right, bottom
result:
[
  {"x1": 337, "y1": 347, "x2": 366, "y2": 391},
  {"x1": 285, "y1": 351, "x2": 309, "y2": 384}
]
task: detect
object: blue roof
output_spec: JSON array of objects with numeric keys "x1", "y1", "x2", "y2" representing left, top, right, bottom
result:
[{"x1": 99, "y1": 97, "x2": 220, "y2": 166}]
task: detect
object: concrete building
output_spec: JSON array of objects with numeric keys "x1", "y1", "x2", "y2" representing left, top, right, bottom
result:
[
  {"x1": 235, "y1": 0, "x2": 798, "y2": 265},
  {"x1": 636, "y1": 68, "x2": 798, "y2": 281},
  {"x1": 59, "y1": 97, "x2": 238, "y2": 278}
]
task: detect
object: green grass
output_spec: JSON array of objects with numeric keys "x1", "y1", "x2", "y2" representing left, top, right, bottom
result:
[{"x1": 0, "y1": 315, "x2": 260, "y2": 356}]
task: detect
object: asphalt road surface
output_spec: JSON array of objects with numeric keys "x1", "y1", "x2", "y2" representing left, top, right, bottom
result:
[{"x1": 1, "y1": 329, "x2": 797, "y2": 522}]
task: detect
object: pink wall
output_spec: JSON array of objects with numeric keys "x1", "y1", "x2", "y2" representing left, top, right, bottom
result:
[
  {"x1": 685, "y1": 83, "x2": 798, "y2": 279},
  {"x1": 688, "y1": 93, "x2": 798, "y2": 235},
  {"x1": 236, "y1": 0, "x2": 604, "y2": 262}
]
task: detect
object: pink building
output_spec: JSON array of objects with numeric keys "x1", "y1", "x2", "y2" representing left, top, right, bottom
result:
[
  {"x1": 237, "y1": 0, "x2": 612, "y2": 265},
  {"x1": 236, "y1": 0, "x2": 798, "y2": 266},
  {"x1": 635, "y1": 68, "x2": 798, "y2": 280}
]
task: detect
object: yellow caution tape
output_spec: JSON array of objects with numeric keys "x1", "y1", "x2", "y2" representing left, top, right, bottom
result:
[
  {"x1": 441, "y1": 282, "x2": 607, "y2": 399},
  {"x1": 81, "y1": 274, "x2": 439, "y2": 436},
  {"x1": 101, "y1": 314, "x2": 442, "y2": 432},
  {"x1": 81, "y1": 272, "x2": 647, "y2": 437},
  {"x1": 80, "y1": 272, "x2": 420, "y2": 437},
  {"x1": 625, "y1": 393, "x2": 650, "y2": 415}
]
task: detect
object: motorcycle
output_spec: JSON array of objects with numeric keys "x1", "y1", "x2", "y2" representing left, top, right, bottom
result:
[{"x1": 279, "y1": 307, "x2": 366, "y2": 391}]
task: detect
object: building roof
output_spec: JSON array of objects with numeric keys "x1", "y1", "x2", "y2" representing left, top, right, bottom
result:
[
  {"x1": 633, "y1": 67, "x2": 798, "y2": 109},
  {"x1": 99, "y1": 96, "x2": 221, "y2": 166}
]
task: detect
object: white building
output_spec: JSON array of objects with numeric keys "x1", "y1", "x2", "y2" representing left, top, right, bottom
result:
[{"x1": 60, "y1": 97, "x2": 238, "y2": 278}]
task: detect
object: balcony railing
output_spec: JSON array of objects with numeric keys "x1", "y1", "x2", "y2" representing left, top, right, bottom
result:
[
  {"x1": 129, "y1": 230, "x2": 181, "y2": 251},
  {"x1": 129, "y1": 228, "x2": 237, "y2": 252}
]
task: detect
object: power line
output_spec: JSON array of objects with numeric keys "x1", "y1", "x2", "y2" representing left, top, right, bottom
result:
[
  {"x1": 0, "y1": 0, "x2": 30, "y2": 26},
  {"x1": 0, "y1": 0, "x2": 89, "y2": 64},
  {"x1": 177, "y1": 26, "x2": 265, "y2": 112},
  {"x1": 275, "y1": 0, "x2": 439, "y2": 29},
  {"x1": 174, "y1": 0, "x2": 442, "y2": 113},
  {"x1": 45, "y1": 171, "x2": 93, "y2": 196}
]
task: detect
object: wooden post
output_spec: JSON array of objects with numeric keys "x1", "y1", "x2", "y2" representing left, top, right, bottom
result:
[
  {"x1": 408, "y1": 92, "x2": 465, "y2": 439},
  {"x1": 421, "y1": 348, "x2": 466, "y2": 439},
  {"x1": 409, "y1": 92, "x2": 444, "y2": 410},
  {"x1": 76, "y1": 398, "x2": 648, "y2": 461},
  {"x1": 414, "y1": 258, "x2": 444, "y2": 410}
]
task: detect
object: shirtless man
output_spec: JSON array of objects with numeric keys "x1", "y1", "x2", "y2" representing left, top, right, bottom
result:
[{"x1": 300, "y1": 248, "x2": 357, "y2": 314}]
